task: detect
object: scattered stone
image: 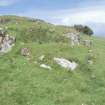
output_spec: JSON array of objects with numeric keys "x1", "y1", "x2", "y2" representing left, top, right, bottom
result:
[
  {"x1": 33, "y1": 61, "x2": 38, "y2": 64},
  {"x1": 64, "y1": 32, "x2": 80, "y2": 46},
  {"x1": 40, "y1": 64, "x2": 52, "y2": 70},
  {"x1": 88, "y1": 60, "x2": 93, "y2": 65},
  {"x1": 21, "y1": 48, "x2": 31, "y2": 56},
  {"x1": 83, "y1": 40, "x2": 92, "y2": 47},
  {"x1": 91, "y1": 74, "x2": 96, "y2": 79},
  {"x1": 54, "y1": 57, "x2": 78, "y2": 71},
  {"x1": 88, "y1": 49, "x2": 92, "y2": 53},
  {"x1": 0, "y1": 27, "x2": 6, "y2": 37},
  {"x1": 49, "y1": 28, "x2": 55, "y2": 32},
  {"x1": 39, "y1": 55, "x2": 45, "y2": 61},
  {"x1": 0, "y1": 28, "x2": 16, "y2": 53}
]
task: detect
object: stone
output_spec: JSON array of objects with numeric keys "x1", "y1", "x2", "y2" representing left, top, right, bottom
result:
[
  {"x1": 64, "y1": 32, "x2": 80, "y2": 46},
  {"x1": 39, "y1": 55, "x2": 45, "y2": 61},
  {"x1": 88, "y1": 60, "x2": 93, "y2": 65},
  {"x1": 0, "y1": 28, "x2": 16, "y2": 53},
  {"x1": 21, "y1": 48, "x2": 31, "y2": 56},
  {"x1": 40, "y1": 64, "x2": 52, "y2": 70},
  {"x1": 0, "y1": 37, "x2": 3, "y2": 44},
  {"x1": 49, "y1": 28, "x2": 55, "y2": 32},
  {"x1": 0, "y1": 28, "x2": 6, "y2": 37},
  {"x1": 83, "y1": 40, "x2": 92, "y2": 47},
  {"x1": 0, "y1": 35, "x2": 16, "y2": 53},
  {"x1": 88, "y1": 49, "x2": 92, "y2": 53},
  {"x1": 91, "y1": 74, "x2": 96, "y2": 79},
  {"x1": 54, "y1": 57, "x2": 78, "y2": 71}
]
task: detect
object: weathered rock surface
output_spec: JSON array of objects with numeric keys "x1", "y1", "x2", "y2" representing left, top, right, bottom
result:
[
  {"x1": 64, "y1": 32, "x2": 80, "y2": 46},
  {"x1": 54, "y1": 57, "x2": 78, "y2": 71}
]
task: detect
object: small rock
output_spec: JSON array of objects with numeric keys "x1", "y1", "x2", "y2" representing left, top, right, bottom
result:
[
  {"x1": 64, "y1": 32, "x2": 80, "y2": 46},
  {"x1": 21, "y1": 48, "x2": 31, "y2": 56},
  {"x1": 40, "y1": 64, "x2": 52, "y2": 70},
  {"x1": 88, "y1": 60, "x2": 93, "y2": 65},
  {"x1": 39, "y1": 55, "x2": 45, "y2": 61},
  {"x1": 83, "y1": 40, "x2": 92, "y2": 47},
  {"x1": 88, "y1": 49, "x2": 92, "y2": 53},
  {"x1": 0, "y1": 28, "x2": 16, "y2": 53},
  {"x1": 91, "y1": 74, "x2": 96, "y2": 79}
]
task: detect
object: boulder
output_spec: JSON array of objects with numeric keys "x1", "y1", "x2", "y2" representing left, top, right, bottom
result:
[
  {"x1": 40, "y1": 64, "x2": 52, "y2": 70},
  {"x1": 21, "y1": 48, "x2": 31, "y2": 56},
  {"x1": 54, "y1": 57, "x2": 78, "y2": 71}
]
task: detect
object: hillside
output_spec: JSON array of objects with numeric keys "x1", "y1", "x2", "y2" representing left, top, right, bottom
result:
[{"x1": 0, "y1": 15, "x2": 105, "y2": 105}]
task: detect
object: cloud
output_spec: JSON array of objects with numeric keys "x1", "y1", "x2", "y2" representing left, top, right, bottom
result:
[
  {"x1": 17, "y1": 5, "x2": 105, "y2": 36},
  {"x1": 0, "y1": 0, "x2": 19, "y2": 6},
  {"x1": 50, "y1": 7, "x2": 105, "y2": 25},
  {"x1": 17, "y1": 5, "x2": 105, "y2": 26}
]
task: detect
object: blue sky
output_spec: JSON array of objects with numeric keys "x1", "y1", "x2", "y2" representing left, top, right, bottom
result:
[{"x1": 0, "y1": 0, "x2": 105, "y2": 36}]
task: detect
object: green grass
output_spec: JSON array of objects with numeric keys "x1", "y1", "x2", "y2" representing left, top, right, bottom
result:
[{"x1": 0, "y1": 15, "x2": 105, "y2": 105}]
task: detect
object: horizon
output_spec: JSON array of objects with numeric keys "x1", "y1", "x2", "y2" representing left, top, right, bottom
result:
[{"x1": 0, "y1": 0, "x2": 105, "y2": 36}]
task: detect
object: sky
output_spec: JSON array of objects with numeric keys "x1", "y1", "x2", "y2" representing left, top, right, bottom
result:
[{"x1": 0, "y1": 0, "x2": 105, "y2": 36}]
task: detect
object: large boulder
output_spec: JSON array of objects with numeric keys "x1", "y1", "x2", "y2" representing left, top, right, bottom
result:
[{"x1": 54, "y1": 57, "x2": 78, "y2": 71}]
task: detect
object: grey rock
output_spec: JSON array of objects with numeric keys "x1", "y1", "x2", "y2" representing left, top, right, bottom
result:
[
  {"x1": 64, "y1": 32, "x2": 80, "y2": 46},
  {"x1": 0, "y1": 34, "x2": 16, "y2": 53},
  {"x1": 54, "y1": 57, "x2": 78, "y2": 71},
  {"x1": 21, "y1": 48, "x2": 31, "y2": 56},
  {"x1": 40, "y1": 64, "x2": 52, "y2": 70},
  {"x1": 83, "y1": 40, "x2": 92, "y2": 47}
]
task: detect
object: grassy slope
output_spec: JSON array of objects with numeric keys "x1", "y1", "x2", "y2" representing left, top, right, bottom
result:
[{"x1": 0, "y1": 16, "x2": 105, "y2": 105}]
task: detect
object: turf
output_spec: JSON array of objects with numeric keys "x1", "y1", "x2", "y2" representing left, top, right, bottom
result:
[{"x1": 0, "y1": 15, "x2": 105, "y2": 105}]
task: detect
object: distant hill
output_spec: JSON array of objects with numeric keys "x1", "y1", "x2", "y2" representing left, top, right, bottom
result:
[{"x1": 0, "y1": 15, "x2": 77, "y2": 43}]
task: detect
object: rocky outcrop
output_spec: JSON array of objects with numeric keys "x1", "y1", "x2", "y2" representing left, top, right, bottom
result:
[
  {"x1": 0, "y1": 28, "x2": 16, "y2": 53},
  {"x1": 64, "y1": 32, "x2": 80, "y2": 46}
]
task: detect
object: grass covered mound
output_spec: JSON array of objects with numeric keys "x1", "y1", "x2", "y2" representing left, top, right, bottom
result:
[{"x1": 0, "y1": 15, "x2": 105, "y2": 105}]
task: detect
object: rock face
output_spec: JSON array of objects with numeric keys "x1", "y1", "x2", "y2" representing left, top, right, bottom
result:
[
  {"x1": 65, "y1": 32, "x2": 80, "y2": 46},
  {"x1": 0, "y1": 28, "x2": 16, "y2": 53},
  {"x1": 54, "y1": 57, "x2": 78, "y2": 71},
  {"x1": 21, "y1": 48, "x2": 31, "y2": 56}
]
